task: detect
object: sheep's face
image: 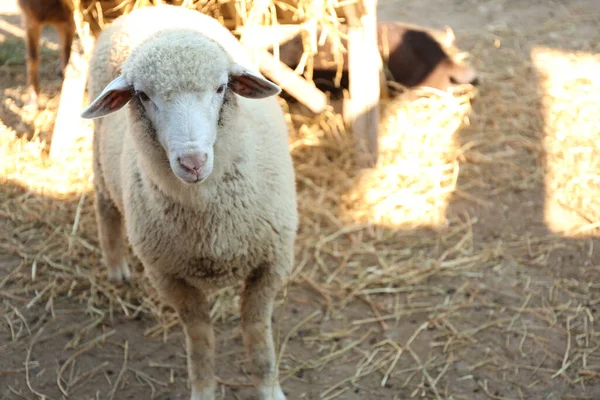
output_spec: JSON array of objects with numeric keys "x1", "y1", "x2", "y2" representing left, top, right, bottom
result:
[
  {"x1": 132, "y1": 73, "x2": 229, "y2": 184},
  {"x1": 81, "y1": 31, "x2": 281, "y2": 185}
]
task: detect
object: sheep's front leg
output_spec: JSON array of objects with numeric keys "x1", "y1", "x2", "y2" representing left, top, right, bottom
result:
[
  {"x1": 95, "y1": 192, "x2": 130, "y2": 281},
  {"x1": 155, "y1": 276, "x2": 216, "y2": 400},
  {"x1": 241, "y1": 265, "x2": 286, "y2": 400}
]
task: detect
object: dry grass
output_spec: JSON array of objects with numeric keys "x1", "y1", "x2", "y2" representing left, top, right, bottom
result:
[
  {"x1": 74, "y1": 0, "x2": 350, "y2": 82},
  {"x1": 2, "y1": 1, "x2": 600, "y2": 399}
]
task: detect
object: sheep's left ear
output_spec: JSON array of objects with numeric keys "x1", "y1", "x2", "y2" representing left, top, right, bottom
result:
[
  {"x1": 81, "y1": 75, "x2": 134, "y2": 119},
  {"x1": 229, "y1": 65, "x2": 281, "y2": 99}
]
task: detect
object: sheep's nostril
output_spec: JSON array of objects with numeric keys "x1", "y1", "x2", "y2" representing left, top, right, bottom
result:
[{"x1": 177, "y1": 153, "x2": 207, "y2": 174}]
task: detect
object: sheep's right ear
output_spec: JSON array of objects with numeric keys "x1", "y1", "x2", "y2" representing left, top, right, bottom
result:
[{"x1": 81, "y1": 76, "x2": 134, "y2": 119}]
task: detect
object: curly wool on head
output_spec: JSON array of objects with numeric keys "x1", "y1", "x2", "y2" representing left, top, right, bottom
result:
[
  {"x1": 123, "y1": 30, "x2": 233, "y2": 96},
  {"x1": 86, "y1": 4, "x2": 258, "y2": 98}
]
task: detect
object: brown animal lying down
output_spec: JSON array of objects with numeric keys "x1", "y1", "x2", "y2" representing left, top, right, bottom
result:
[
  {"x1": 17, "y1": 0, "x2": 75, "y2": 109},
  {"x1": 272, "y1": 22, "x2": 479, "y2": 97}
]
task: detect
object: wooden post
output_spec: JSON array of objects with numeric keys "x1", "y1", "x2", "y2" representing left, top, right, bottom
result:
[
  {"x1": 49, "y1": 5, "x2": 96, "y2": 160},
  {"x1": 344, "y1": 0, "x2": 381, "y2": 167},
  {"x1": 49, "y1": 48, "x2": 89, "y2": 159}
]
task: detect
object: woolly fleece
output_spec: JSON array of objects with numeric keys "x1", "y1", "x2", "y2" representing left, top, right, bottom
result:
[{"x1": 88, "y1": 4, "x2": 298, "y2": 290}]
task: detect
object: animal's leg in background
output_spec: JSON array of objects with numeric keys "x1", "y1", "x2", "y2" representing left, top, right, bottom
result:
[
  {"x1": 241, "y1": 264, "x2": 287, "y2": 400},
  {"x1": 154, "y1": 276, "x2": 216, "y2": 400},
  {"x1": 95, "y1": 192, "x2": 130, "y2": 281},
  {"x1": 55, "y1": 20, "x2": 75, "y2": 78},
  {"x1": 23, "y1": 16, "x2": 41, "y2": 109}
]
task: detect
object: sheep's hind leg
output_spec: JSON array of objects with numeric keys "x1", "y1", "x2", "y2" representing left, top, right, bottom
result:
[
  {"x1": 241, "y1": 265, "x2": 287, "y2": 400},
  {"x1": 95, "y1": 192, "x2": 130, "y2": 281},
  {"x1": 154, "y1": 276, "x2": 216, "y2": 400},
  {"x1": 55, "y1": 20, "x2": 74, "y2": 78}
]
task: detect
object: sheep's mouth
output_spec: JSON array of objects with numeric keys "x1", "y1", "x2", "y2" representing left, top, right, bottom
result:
[
  {"x1": 171, "y1": 164, "x2": 211, "y2": 185},
  {"x1": 165, "y1": 152, "x2": 212, "y2": 184},
  {"x1": 174, "y1": 171, "x2": 206, "y2": 185}
]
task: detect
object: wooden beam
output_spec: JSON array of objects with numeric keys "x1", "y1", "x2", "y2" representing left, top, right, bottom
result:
[
  {"x1": 344, "y1": 0, "x2": 381, "y2": 167},
  {"x1": 255, "y1": 49, "x2": 329, "y2": 114}
]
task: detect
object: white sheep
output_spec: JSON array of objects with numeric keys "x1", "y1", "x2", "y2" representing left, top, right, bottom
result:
[{"x1": 80, "y1": 5, "x2": 298, "y2": 400}]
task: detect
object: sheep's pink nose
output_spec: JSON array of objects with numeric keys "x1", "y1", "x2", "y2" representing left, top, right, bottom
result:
[{"x1": 177, "y1": 153, "x2": 207, "y2": 174}]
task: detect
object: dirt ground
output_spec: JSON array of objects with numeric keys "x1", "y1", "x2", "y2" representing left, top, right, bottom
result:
[{"x1": 1, "y1": 0, "x2": 600, "y2": 399}]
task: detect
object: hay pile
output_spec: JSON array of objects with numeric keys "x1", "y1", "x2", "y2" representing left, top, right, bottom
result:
[
  {"x1": 287, "y1": 84, "x2": 477, "y2": 231},
  {"x1": 341, "y1": 86, "x2": 476, "y2": 228},
  {"x1": 73, "y1": 0, "x2": 349, "y2": 81}
]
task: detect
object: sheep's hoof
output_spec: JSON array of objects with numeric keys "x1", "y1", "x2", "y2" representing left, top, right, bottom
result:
[
  {"x1": 258, "y1": 385, "x2": 286, "y2": 400},
  {"x1": 107, "y1": 261, "x2": 131, "y2": 282}
]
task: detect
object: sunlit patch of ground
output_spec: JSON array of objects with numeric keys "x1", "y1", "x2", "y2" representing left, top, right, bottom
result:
[
  {"x1": 532, "y1": 47, "x2": 600, "y2": 235},
  {"x1": 340, "y1": 86, "x2": 475, "y2": 229}
]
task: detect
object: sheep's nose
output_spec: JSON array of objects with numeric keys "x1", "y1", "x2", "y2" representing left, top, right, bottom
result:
[{"x1": 178, "y1": 153, "x2": 207, "y2": 174}]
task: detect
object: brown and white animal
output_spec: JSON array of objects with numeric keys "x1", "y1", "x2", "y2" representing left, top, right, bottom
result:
[
  {"x1": 273, "y1": 22, "x2": 478, "y2": 95},
  {"x1": 17, "y1": 0, "x2": 75, "y2": 108},
  {"x1": 80, "y1": 4, "x2": 297, "y2": 400},
  {"x1": 378, "y1": 23, "x2": 478, "y2": 91}
]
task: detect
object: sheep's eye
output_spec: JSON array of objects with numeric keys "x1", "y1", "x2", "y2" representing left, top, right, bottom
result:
[
  {"x1": 216, "y1": 84, "x2": 226, "y2": 94},
  {"x1": 136, "y1": 90, "x2": 150, "y2": 102}
]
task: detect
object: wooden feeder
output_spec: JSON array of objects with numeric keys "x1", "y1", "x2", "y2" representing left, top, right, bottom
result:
[{"x1": 51, "y1": 0, "x2": 384, "y2": 166}]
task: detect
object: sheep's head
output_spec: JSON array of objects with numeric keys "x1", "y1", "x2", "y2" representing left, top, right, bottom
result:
[{"x1": 81, "y1": 29, "x2": 281, "y2": 184}]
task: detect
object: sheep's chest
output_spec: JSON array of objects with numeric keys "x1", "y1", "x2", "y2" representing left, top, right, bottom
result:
[{"x1": 127, "y1": 188, "x2": 275, "y2": 287}]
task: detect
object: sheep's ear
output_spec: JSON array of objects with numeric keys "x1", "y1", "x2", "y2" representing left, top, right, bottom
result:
[
  {"x1": 229, "y1": 66, "x2": 281, "y2": 99},
  {"x1": 81, "y1": 75, "x2": 134, "y2": 119}
]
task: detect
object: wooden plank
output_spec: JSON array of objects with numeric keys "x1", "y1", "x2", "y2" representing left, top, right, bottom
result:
[
  {"x1": 49, "y1": 48, "x2": 90, "y2": 159},
  {"x1": 344, "y1": 0, "x2": 381, "y2": 167},
  {"x1": 256, "y1": 50, "x2": 329, "y2": 114}
]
